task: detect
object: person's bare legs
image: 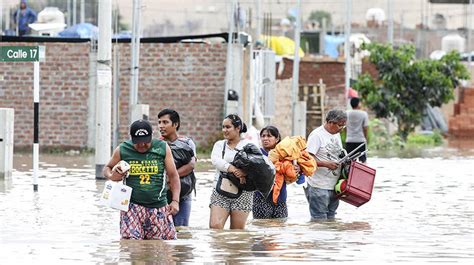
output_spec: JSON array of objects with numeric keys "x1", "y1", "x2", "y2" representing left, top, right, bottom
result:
[
  {"x1": 209, "y1": 206, "x2": 230, "y2": 229},
  {"x1": 229, "y1": 210, "x2": 250, "y2": 229}
]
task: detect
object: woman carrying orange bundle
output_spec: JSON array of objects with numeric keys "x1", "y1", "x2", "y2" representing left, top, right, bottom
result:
[{"x1": 252, "y1": 126, "x2": 289, "y2": 219}]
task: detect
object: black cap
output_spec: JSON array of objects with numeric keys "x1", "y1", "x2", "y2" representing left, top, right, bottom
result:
[{"x1": 130, "y1": 119, "x2": 152, "y2": 144}]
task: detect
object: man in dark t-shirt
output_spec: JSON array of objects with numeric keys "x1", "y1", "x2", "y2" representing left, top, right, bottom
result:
[{"x1": 158, "y1": 108, "x2": 197, "y2": 227}]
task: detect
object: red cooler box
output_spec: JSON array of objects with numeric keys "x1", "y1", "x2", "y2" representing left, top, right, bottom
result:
[{"x1": 337, "y1": 161, "x2": 376, "y2": 207}]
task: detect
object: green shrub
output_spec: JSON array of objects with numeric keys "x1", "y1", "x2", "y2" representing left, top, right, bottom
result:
[
  {"x1": 367, "y1": 118, "x2": 397, "y2": 150},
  {"x1": 406, "y1": 130, "x2": 444, "y2": 146},
  {"x1": 365, "y1": 118, "x2": 445, "y2": 151},
  {"x1": 196, "y1": 130, "x2": 222, "y2": 155}
]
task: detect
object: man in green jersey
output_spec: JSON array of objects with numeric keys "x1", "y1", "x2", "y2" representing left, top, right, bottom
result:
[{"x1": 103, "y1": 119, "x2": 181, "y2": 240}]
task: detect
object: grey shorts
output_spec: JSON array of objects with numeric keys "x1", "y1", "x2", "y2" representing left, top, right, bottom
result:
[{"x1": 209, "y1": 188, "x2": 254, "y2": 213}]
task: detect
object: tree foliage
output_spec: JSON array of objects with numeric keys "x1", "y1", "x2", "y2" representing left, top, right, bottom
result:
[
  {"x1": 354, "y1": 43, "x2": 469, "y2": 140},
  {"x1": 308, "y1": 10, "x2": 332, "y2": 27}
]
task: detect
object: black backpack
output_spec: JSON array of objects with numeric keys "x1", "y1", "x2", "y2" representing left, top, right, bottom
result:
[{"x1": 167, "y1": 138, "x2": 196, "y2": 202}]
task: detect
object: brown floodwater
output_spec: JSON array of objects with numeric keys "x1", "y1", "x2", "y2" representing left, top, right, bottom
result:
[{"x1": 0, "y1": 141, "x2": 473, "y2": 263}]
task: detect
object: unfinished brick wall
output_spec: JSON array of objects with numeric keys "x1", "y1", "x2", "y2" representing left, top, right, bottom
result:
[{"x1": 0, "y1": 41, "x2": 227, "y2": 150}]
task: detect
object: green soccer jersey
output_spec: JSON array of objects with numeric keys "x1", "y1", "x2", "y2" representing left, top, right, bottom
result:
[{"x1": 120, "y1": 139, "x2": 167, "y2": 208}]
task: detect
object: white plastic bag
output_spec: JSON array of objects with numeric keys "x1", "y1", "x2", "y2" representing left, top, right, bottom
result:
[
  {"x1": 100, "y1": 180, "x2": 132, "y2": 211},
  {"x1": 99, "y1": 160, "x2": 132, "y2": 211}
]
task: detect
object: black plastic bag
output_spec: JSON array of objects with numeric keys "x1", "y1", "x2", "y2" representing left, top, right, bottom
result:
[
  {"x1": 231, "y1": 143, "x2": 275, "y2": 197},
  {"x1": 167, "y1": 139, "x2": 196, "y2": 201},
  {"x1": 169, "y1": 139, "x2": 194, "y2": 168}
]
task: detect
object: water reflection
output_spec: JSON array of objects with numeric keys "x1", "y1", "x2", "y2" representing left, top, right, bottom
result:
[
  {"x1": 0, "y1": 177, "x2": 12, "y2": 193},
  {"x1": 0, "y1": 152, "x2": 473, "y2": 263},
  {"x1": 120, "y1": 240, "x2": 178, "y2": 263}
]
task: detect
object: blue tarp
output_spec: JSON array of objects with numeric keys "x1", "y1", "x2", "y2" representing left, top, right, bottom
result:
[
  {"x1": 324, "y1": 35, "x2": 345, "y2": 58},
  {"x1": 113, "y1": 31, "x2": 132, "y2": 39},
  {"x1": 58, "y1": 23, "x2": 98, "y2": 38}
]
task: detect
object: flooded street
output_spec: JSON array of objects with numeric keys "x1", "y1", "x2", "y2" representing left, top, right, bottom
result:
[{"x1": 1, "y1": 147, "x2": 474, "y2": 263}]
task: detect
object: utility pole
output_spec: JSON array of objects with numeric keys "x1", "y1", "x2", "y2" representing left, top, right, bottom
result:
[
  {"x1": 67, "y1": 0, "x2": 71, "y2": 27},
  {"x1": 400, "y1": 12, "x2": 404, "y2": 41},
  {"x1": 95, "y1": 0, "x2": 112, "y2": 179},
  {"x1": 4, "y1": 4, "x2": 11, "y2": 32},
  {"x1": 291, "y1": 0, "x2": 301, "y2": 136},
  {"x1": 469, "y1": 0, "x2": 473, "y2": 72},
  {"x1": 344, "y1": 0, "x2": 352, "y2": 105},
  {"x1": 387, "y1": 0, "x2": 393, "y2": 45},
  {"x1": 73, "y1": 0, "x2": 77, "y2": 25},
  {"x1": 80, "y1": 0, "x2": 85, "y2": 24},
  {"x1": 130, "y1": 0, "x2": 141, "y2": 120},
  {"x1": 16, "y1": 4, "x2": 20, "y2": 35},
  {"x1": 224, "y1": 0, "x2": 237, "y2": 117},
  {"x1": 255, "y1": 0, "x2": 262, "y2": 41}
]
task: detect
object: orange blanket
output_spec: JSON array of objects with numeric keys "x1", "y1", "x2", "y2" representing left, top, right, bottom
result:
[{"x1": 270, "y1": 137, "x2": 317, "y2": 204}]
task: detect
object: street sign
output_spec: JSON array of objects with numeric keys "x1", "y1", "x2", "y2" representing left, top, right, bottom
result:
[
  {"x1": 0, "y1": 45, "x2": 45, "y2": 191},
  {"x1": 0, "y1": 46, "x2": 39, "y2": 62}
]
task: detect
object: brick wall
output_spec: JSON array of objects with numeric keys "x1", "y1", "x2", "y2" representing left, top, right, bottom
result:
[
  {"x1": 115, "y1": 42, "x2": 227, "y2": 147},
  {"x1": 0, "y1": 41, "x2": 227, "y2": 150},
  {"x1": 272, "y1": 79, "x2": 293, "y2": 138},
  {"x1": 448, "y1": 87, "x2": 474, "y2": 138},
  {"x1": 0, "y1": 42, "x2": 90, "y2": 148}
]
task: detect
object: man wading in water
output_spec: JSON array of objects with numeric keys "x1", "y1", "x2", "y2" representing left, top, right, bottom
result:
[{"x1": 103, "y1": 119, "x2": 180, "y2": 240}]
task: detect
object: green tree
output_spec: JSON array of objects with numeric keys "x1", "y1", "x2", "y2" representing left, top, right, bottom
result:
[
  {"x1": 308, "y1": 10, "x2": 332, "y2": 27},
  {"x1": 354, "y1": 43, "x2": 469, "y2": 140}
]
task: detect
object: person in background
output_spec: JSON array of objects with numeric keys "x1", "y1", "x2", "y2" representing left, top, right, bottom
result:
[
  {"x1": 345, "y1": 97, "x2": 369, "y2": 164},
  {"x1": 103, "y1": 119, "x2": 180, "y2": 240},
  {"x1": 158, "y1": 108, "x2": 196, "y2": 227},
  {"x1": 252, "y1": 126, "x2": 288, "y2": 219},
  {"x1": 305, "y1": 109, "x2": 347, "y2": 220},
  {"x1": 209, "y1": 114, "x2": 254, "y2": 229},
  {"x1": 13, "y1": 0, "x2": 37, "y2": 36}
]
